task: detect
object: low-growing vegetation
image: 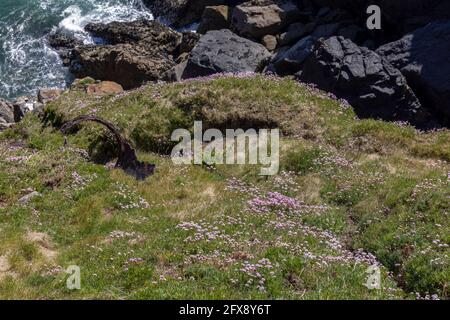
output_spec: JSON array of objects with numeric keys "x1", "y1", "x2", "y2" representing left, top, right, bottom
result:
[{"x1": 0, "y1": 75, "x2": 448, "y2": 299}]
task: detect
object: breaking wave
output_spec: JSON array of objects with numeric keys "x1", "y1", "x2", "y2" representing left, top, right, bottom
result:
[{"x1": 0, "y1": 0, "x2": 153, "y2": 100}]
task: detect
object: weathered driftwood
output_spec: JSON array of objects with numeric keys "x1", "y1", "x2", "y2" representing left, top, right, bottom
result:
[{"x1": 61, "y1": 115, "x2": 155, "y2": 180}]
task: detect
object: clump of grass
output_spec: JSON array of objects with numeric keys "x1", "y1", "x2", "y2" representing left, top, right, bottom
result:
[{"x1": 0, "y1": 74, "x2": 448, "y2": 299}]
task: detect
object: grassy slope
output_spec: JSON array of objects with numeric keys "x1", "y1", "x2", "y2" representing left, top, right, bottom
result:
[{"x1": 0, "y1": 75, "x2": 448, "y2": 299}]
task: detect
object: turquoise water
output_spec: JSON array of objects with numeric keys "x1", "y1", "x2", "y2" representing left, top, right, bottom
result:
[{"x1": 0, "y1": 0, "x2": 152, "y2": 100}]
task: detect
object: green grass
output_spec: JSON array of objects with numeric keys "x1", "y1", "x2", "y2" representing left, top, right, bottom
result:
[{"x1": 0, "y1": 75, "x2": 448, "y2": 299}]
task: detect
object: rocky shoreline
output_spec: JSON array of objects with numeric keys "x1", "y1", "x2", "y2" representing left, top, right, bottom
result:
[{"x1": 1, "y1": 0, "x2": 449, "y2": 130}]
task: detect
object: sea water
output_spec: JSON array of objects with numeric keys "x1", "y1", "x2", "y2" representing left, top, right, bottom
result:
[{"x1": 0, "y1": 0, "x2": 153, "y2": 100}]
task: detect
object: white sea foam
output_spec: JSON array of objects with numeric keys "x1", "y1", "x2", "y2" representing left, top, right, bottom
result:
[
  {"x1": 58, "y1": 1, "x2": 153, "y2": 43},
  {"x1": 0, "y1": 0, "x2": 153, "y2": 99}
]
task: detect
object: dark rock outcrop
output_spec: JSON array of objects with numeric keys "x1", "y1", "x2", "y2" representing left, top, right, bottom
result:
[
  {"x1": 84, "y1": 20, "x2": 180, "y2": 52},
  {"x1": 278, "y1": 22, "x2": 316, "y2": 46},
  {"x1": 268, "y1": 22, "x2": 342, "y2": 75},
  {"x1": 377, "y1": 21, "x2": 450, "y2": 123},
  {"x1": 48, "y1": 32, "x2": 83, "y2": 65},
  {"x1": 268, "y1": 35, "x2": 317, "y2": 75},
  {"x1": 301, "y1": 0, "x2": 450, "y2": 42},
  {"x1": 144, "y1": 0, "x2": 244, "y2": 28},
  {"x1": 296, "y1": 36, "x2": 430, "y2": 126},
  {"x1": 182, "y1": 29, "x2": 271, "y2": 79},
  {"x1": 69, "y1": 20, "x2": 182, "y2": 89},
  {"x1": 48, "y1": 32, "x2": 82, "y2": 49},
  {"x1": 178, "y1": 32, "x2": 201, "y2": 56}
]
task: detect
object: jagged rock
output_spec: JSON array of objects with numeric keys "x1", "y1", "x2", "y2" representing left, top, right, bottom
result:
[
  {"x1": 198, "y1": 5, "x2": 231, "y2": 34},
  {"x1": 0, "y1": 98, "x2": 14, "y2": 124},
  {"x1": 268, "y1": 35, "x2": 316, "y2": 75},
  {"x1": 377, "y1": 21, "x2": 450, "y2": 122},
  {"x1": 261, "y1": 34, "x2": 277, "y2": 50},
  {"x1": 310, "y1": 22, "x2": 341, "y2": 38},
  {"x1": 86, "y1": 81, "x2": 124, "y2": 95},
  {"x1": 303, "y1": 0, "x2": 450, "y2": 39},
  {"x1": 48, "y1": 32, "x2": 82, "y2": 49},
  {"x1": 278, "y1": 22, "x2": 316, "y2": 46},
  {"x1": 48, "y1": 32, "x2": 83, "y2": 65},
  {"x1": 296, "y1": 36, "x2": 430, "y2": 125},
  {"x1": 268, "y1": 21, "x2": 342, "y2": 75},
  {"x1": 38, "y1": 88, "x2": 64, "y2": 104},
  {"x1": 143, "y1": 0, "x2": 244, "y2": 28},
  {"x1": 231, "y1": 1, "x2": 300, "y2": 39},
  {"x1": 162, "y1": 60, "x2": 189, "y2": 82},
  {"x1": 316, "y1": 7, "x2": 352, "y2": 24},
  {"x1": 176, "y1": 52, "x2": 190, "y2": 64},
  {"x1": 84, "y1": 20, "x2": 181, "y2": 53},
  {"x1": 304, "y1": 0, "x2": 450, "y2": 20},
  {"x1": 179, "y1": 32, "x2": 201, "y2": 55},
  {"x1": 337, "y1": 24, "x2": 364, "y2": 43},
  {"x1": 182, "y1": 29, "x2": 271, "y2": 79},
  {"x1": 70, "y1": 20, "x2": 182, "y2": 89}
]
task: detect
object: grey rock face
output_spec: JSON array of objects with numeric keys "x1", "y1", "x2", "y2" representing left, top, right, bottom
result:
[
  {"x1": 297, "y1": 36, "x2": 430, "y2": 125},
  {"x1": 377, "y1": 21, "x2": 450, "y2": 121},
  {"x1": 144, "y1": 0, "x2": 243, "y2": 28},
  {"x1": 268, "y1": 22, "x2": 342, "y2": 75},
  {"x1": 269, "y1": 36, "x2": 316, "y2": 76},
  {"x1": 278, "y1": 22, "x2": 316, "y2": 46},
  {"x1": 0, "y1": 98, "x2": 14, "y2": 124},
  {"x1": 182, "y1": 29, "x2": 271, "y2": 79}
]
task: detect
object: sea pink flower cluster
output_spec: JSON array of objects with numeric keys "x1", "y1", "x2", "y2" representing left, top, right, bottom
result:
[
  {"x1": 108, "y1": 230, "x2": 145, "y2": 245},
  {"x1": 173, "y1": 175, "x2": 388, "y2": 293},
  {"x1": 180, "y1": 71, "x2": 259, "y2": 84},
  {"x1": 247, "y1": 192, "x2": 301, "y2": 215},
  {"x1": 5, "y1": 155, "x2": 30, "y2": 163},
  {"x1": 112, "y1": 182, "x2": 150, "y2": 210},
  {"x1": 66, "y1": 171, "x2": 97, "y2": 195},
  {"x1": 123, "y1": 257, "x2": 145, "y2": 271},
  {"x1": 109, "y1": 230, "x2": 140, "y2": 239},
  {"x1": 177, "y1": 220, "x2": 234, "y2": 243},
  {"x1": 240, "y1": 258, "x2": 275, "y2": 292},
  {"x1": 272, "y1": 171, "x2": 299, "y2": 194},
  {"x1": 409, "y1": 178, "x2": 448, "y2": 202},
  {"x1": 415, "y1": 292, "x2": 440, "y2": 300}
]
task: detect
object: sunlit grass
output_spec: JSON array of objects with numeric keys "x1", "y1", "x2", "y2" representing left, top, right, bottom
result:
[{"x1": 0, "y1": 75, "x2": 448, "y2": 299}]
